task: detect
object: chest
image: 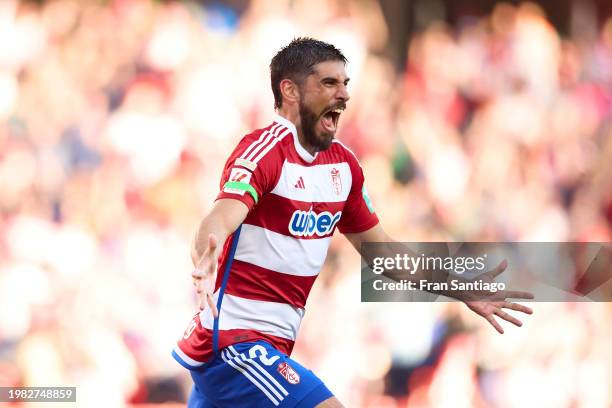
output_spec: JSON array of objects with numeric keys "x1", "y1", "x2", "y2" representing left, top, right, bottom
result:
[{"x1": 270, "y1": 161, "x2": 352, "y2": 204}]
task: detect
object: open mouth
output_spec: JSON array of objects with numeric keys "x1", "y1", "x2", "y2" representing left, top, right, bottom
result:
[{"x1": 320, "y1": 106, "x2": 344, "y2": 133}]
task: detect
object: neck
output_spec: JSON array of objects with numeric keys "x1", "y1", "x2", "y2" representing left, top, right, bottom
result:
[{"x1": 276, "y1": 107, "x2": 318, "y2": 156}]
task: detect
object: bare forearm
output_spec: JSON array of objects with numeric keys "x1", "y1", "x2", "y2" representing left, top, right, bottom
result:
[
  {"x1": 191, "y1": 199, "x2": 249, "y2": 267},
  {"x1": 351, "y1": 229, "x2": 466, "y2": 300},
  {"x1": 370, "y1": 242, "x2": 456, "y2": 292},
  {"x1": 368, "y1": 242, "x2": 487, "y2": 301},
  {"x1": 191, "y1": 216, "x2": 232, "y2": 266}
]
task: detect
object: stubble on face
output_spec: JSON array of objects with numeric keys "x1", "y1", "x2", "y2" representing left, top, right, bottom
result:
[{"x1": 298, "y1": 97, "x2": 335, "y2": 152}]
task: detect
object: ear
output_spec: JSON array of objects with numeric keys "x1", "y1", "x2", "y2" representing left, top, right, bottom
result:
[{"x1": 279, "y1": 79, "x2": 300, "y2": 106}]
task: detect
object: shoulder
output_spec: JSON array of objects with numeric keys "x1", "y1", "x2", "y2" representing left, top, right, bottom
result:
[
  {"x1": 328, "y1": 139, "x2": 361, "y2": 170},
  {"x1": 230, "y1": 122, "x2": 293, "y2": 170}
]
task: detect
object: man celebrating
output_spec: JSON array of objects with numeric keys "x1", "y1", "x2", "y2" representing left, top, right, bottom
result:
[{"x1": 173, "y1": 38, "x2": 532, "y2": 407}]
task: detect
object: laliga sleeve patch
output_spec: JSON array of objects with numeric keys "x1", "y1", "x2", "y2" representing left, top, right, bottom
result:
[
  {"x1": 229, "y1": 167, "x2": 252, "y2": 184},
  {"x1": 222, "y1": 167, "x2": 259, "y2": 202},
  {"x1": 362, "y1": 185, "x2": 374, "y2": 213}
]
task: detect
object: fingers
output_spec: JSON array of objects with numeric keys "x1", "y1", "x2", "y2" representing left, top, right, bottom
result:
[
  {"x1": 199, "y1": 292, "x2": 218, "y2": 317},
  {"x1": 198, "y1": 292, "x2": 206, "y2": 311},
  {"x1": 494, "y1": 309, "x2": 522, "y2": 327},
  {"x1": 486, "y1": 302, "x2": 533, "y2": 333},
  {"x1": 487, "y1": 259, "x2": 508, "y2": 279},
  {"x1": 196, "y1": 233, "x2": 219, "y2": 275},
  {"x1": 193, "y1": 275, "x2": 219, "y2": 317},
  {"x1": 194, "y1": 277, "x2": 205, "y2": 299},
  {"x1": 191, "y1": 234, "x2": 220, "y2": 315},
  {"x1": 192, "y1": 267, "x2": 204, "y2": 280},
  {"x1": 206, "y1": 293, "x2": 219, "y2": 318},
  {"x1": 195, "y1": 280, "x2": 205, "y2": 310},
  {"x1": 502, "y1": 302, "x2": 533, "y2": 315},
  {"x1": 485, "y1": 314, "x2": 504, "y2": 334},
  {"x1": 474, "y1": 298, "x2": 534, "y2": 334},
  {"x1": 502, "y1": 290, "x2": 534, "y2": 300}
]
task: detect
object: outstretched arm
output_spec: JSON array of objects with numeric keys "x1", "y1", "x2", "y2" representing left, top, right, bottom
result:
[
  {"x1": 191, "y1": 199, "x2": 249, "y2": 316},
  {"x1": 344, "y1": 223, "x2": 533, "y2": 333}
]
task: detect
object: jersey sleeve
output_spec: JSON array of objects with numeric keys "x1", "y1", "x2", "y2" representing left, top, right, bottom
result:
[
  {"x1": 215, "y1": 134, "x2": 280, "y2": 211},
  {"x1": 337, "y1": 153, "x2": 379, "y2": 234}
]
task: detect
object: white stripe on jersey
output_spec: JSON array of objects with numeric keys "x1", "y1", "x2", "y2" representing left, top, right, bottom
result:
[
  {"x1": 221, "y1": 349, "x2": 281, "y2": 406},
  {"x1": 227, "y1": 345, "x2": 289, "y2": 397},
  {"x1": 251, "y1": 128, "x2": 291, "y2": 163},
  {"x1": 243, "y1": 123, "x2": 284, "y2": 162},
  {"x1": 234, "y1": 158, "x2": 257, "y2": 171},
  {"x1": 270, "y1": 161, "x2": 352, "y2": 203},
  {"x1": 240, "y1": 123, "x2": 282, "y2": 161},
  {"x1": 235, "y1": 224, "x2": 331, "y2": 277},
  {"x1": 201, "y1": 292, "x2": 304, "y2": 340}
]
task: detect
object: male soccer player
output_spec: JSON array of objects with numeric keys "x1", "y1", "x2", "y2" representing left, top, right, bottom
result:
[{"x1": 173, "y1": 38, "x2": 533, "y2": 407}]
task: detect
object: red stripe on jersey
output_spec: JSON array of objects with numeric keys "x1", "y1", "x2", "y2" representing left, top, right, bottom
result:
[
  {"x1": 245, "y1": 194, "x2": 345, "y2": 239},
  {"x1": 177, "y1": 314, "x2": 295, "y2": 364},
  {"x1": 225, "y1": 260, "x2": 317, "y2": 308}
]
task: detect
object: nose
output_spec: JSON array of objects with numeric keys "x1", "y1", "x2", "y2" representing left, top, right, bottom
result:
[{"x1": 337, "y1": 83, "x2": 350, "y2": 103}]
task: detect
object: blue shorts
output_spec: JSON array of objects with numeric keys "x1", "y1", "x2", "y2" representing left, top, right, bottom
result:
[{"x1": 182, "y1": 341, "x2": 334, "y2": 407}]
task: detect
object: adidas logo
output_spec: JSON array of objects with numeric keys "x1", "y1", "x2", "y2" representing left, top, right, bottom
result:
[{"x1": 294, "y1": 176, "x2": 305, "y2": 189}]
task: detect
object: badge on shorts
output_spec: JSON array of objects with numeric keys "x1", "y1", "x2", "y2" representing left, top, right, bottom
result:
[{"x1": 277, "y1": 362, "x2": 300, "y2": 384}]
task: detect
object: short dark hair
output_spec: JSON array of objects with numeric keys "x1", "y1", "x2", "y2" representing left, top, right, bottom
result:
[{"x1": 270, "y1": 37, "x2": 348, "y2": 109}]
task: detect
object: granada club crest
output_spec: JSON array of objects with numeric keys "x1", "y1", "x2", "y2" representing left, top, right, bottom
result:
[
  {"x1": 330, "y1": 168, "x2": 342, "y2": 195},
  {"x1": 277, "y1": 362, "x2": 300, "y2": 384}
]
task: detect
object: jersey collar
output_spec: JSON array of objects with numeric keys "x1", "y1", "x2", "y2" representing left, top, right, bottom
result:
[{"x1": 274, "y1": 114, "x2": 318, "y2": 163}]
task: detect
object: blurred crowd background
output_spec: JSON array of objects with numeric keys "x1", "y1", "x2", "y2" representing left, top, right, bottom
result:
[{"x1": 0, "y1": 0, "x2": 611, "y2": 407}]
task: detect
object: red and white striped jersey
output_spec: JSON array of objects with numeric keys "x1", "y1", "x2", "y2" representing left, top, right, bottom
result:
[{"x1": 174, "y1": 115, "x2": 378, "y2": 368}]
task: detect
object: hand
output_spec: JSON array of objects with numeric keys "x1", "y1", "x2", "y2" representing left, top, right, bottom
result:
[
  {"x1": 192, "y1": 233, "x2": 220, "y2": 318},
  {"x1": 462, "y1": 260, "x2": 534, "y2": 334}
]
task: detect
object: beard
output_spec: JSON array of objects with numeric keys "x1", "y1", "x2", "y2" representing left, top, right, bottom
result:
[{"x1": 298, "y1": 99, "x2": 335, "y2": 152}]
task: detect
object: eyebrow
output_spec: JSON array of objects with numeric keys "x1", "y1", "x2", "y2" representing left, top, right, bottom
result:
[{"x1": 321, "y1": 77, "x2": 351, "y2": 85}]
